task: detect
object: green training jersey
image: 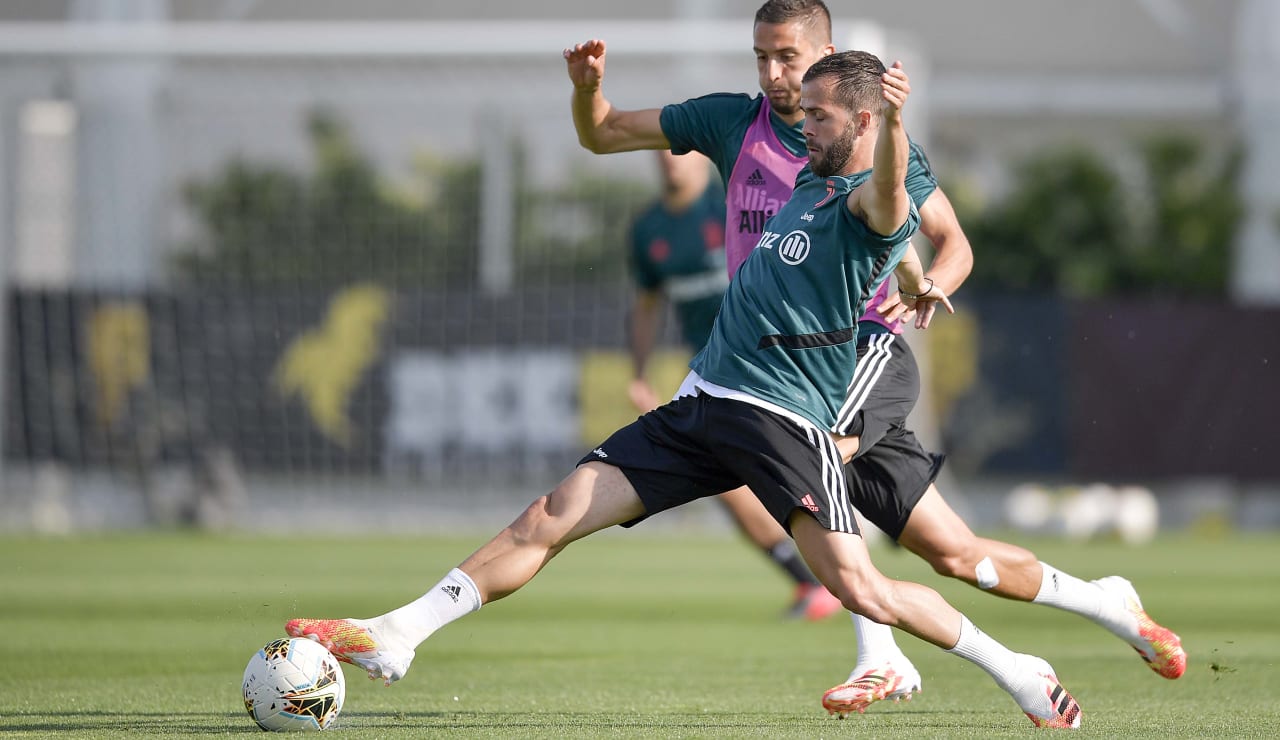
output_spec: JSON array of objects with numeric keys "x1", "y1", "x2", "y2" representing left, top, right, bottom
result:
[
  {"x1": 690, "y1": 171, "x2": 919, "y2": 429},
  {"x1": 660, "y1": 93, "x2": 806, "y2": 191},
  {"x1": 629, "y1": 184, "x2": 729, "y2": 349}
]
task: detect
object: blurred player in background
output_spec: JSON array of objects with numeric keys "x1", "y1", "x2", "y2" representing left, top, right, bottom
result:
[
  {"x1": 628, "y1": 149, "x2": 841, "y2": 620},
  {"x1": 563, "y1": 0, "x2": 1184, "y2": 715},
  {"x1": 287, "y1": 54, "x2": 1087, "y2": 728}
]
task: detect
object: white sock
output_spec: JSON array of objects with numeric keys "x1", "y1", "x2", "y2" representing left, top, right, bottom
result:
[
  {"x1": 945, "y1": 615, "x2": 1021, "y2": 691},
  {"x1": 850, "y1": 613, "x2": 908, "y2": 671},
  {"x1": 380, "y1": 568, "x2": 482, "y2": 648},
  {"x1": 1032, "y1": 561, "x2": 1134, "y2": 639}
]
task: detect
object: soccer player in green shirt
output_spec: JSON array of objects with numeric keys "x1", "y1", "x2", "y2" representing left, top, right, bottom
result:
[
  {"x1": 628, "y1": 149, "x2": 842, "y2": 621},
  {"x1": 563, "y1": 0, "x2": 1184, "y2": 714},
  {"x1": 287, "y1": 53, "x2": 1085, "y2": 730}
]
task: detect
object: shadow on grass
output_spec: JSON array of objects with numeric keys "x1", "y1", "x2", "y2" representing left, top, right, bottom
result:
[
  {"x1": 0, "y1": 707, "x2": 994, "y2": 735},
  {"x1": 0, "y1": 712, "x2": 248, "y2": 734},
  {"x1": 330, "y1": 707, "x2": 967, "y2": 730}
]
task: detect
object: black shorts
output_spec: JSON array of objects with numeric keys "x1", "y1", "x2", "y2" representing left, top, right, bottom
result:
[
  {"x1": 579, "y1": 392, "x2": 860, "y2": 535},
  {"x1": 846, "y1": 429, "x2": 945, "y2": 539},
  {"x1": 838, "y1": 327, "x2": 944, "y2": 540},
  {"x1": 834, "y1": 330, "x2": 920, "y2": 446}
]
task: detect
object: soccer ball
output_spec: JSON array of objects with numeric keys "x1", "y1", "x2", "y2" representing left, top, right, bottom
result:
[
  {"x1": 1005, "y1": 483, "x2": 1055, "y2": 531},
  {"x1": 242, "y1": 637, "x2": 346, "y2": 732},
  {"x1": 1114, "y1": 485, "x2": 1159, "y2": 545}
]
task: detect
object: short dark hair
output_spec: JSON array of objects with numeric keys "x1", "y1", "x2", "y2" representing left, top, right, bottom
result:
[
  {"x1": 801, "y1": 50, "x2": 887, "y2": 114},
  {"x1": 754, "y1": 0, "x2": 832, "y2": 44}
]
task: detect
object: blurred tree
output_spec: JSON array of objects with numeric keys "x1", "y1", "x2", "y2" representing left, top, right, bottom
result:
[
  {"x1": 960, "y1": 149, "x2": 1131, "y2": 296},
  {"x1": 172, "y1": 111, "x2": 646, "y2": 287},
  {"x1": 951, "y1": 136, "x2": 1242, "y2": 298},
  {"x1": 173, "y1": 111, "x2": 463, "y2": 286},
  {"x1": 513, "y1": 150, "x2": 652, "y2": 283},
  {"x1": 1126, "y1": 137, "x2": 1243, "y2": 295}
]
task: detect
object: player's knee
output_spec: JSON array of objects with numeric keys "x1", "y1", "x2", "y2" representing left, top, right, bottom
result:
[
  {"x1": 507, "y1": 495, "x2": 563, "y2": 547},
  {"x1": 833, "y1": 578, "x2": 896, "y2": 625},
  {"x1": 919, "y1": 533, "x2": 981, "y2": 579},
  {"x1": 930, "y1": 551, "x2": 973, "y2": 580},
  {"x1": 930, "y1": 549, "x2": 1001, "y2": 589}
]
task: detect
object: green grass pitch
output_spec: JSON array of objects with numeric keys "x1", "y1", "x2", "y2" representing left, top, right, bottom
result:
[{"x1": 1, "y1": 529, "x2": 1277, "y2": 738}]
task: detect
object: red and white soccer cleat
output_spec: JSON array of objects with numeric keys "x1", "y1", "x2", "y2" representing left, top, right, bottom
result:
[
  {"x1": 822, "y1": 659, "x2": 922, "y2": 717},
  {"x1": 285, "y1": 617, "x2": 415, "y2": 686},
  {"x1": 1093, "y1": 576, "x2": 1186, "y2": 679}
]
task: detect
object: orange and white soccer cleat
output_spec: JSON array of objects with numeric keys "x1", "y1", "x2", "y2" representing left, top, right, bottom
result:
[
  {"x1": 285, "y1": 617, "x2": 415, "y2": 686},
  {"x1": 822, "y1": 660, "x2": 922, "y2": 717},
  {"x1": 1093, "y1": 576, "x2": 1187, "y2": 679}
]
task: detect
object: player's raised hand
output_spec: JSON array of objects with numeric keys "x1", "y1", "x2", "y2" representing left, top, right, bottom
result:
[
  {"x1": 627, "y1": 378, "x2": 661, "y2": 414},
  {"x1": 564, "y1": 39, "x2": 608, "y2": 92},
  {"x1": 892, "y1": 278, "x2": 954, "y2": 330},
  {"x1": 880, "y1": 60, "x2": 910, "y2": 120},
  {"x1": 874, "y1": 289, "x2": 915, "y2": 326}
]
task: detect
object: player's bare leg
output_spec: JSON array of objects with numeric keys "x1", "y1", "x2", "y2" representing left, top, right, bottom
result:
[
  {"x1": 898, "y1": 485, "x2": 1185, "y2": 678},
  {"x1": 716, "y1": 486, "x2": 841, "y2": 620},
  {"x1": 829, "y1": 432, "x2": 923, "y2": 707},
  {"x1": 898, "y1": 485, "x2": 1042, "y2": 599},
  {"x1": 457, "y1": 462, "x2": 644, "y2": 599},
  {"x1": 789, "y1": 513, "x2": 1081, "y2": 729},
  {"x1": 288, "y1": 462, "x2": 645, "y2": 684}
]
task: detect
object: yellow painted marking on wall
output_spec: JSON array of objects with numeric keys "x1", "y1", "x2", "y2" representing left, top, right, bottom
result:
[
  {"x1": 275, "y1": 284, "x2": 389, "y2": 447},
  {"x1": 86, "y1": 303, "x2": 150, "y2": 426},
  {"x1": 926, "y1": 312, "x2": 979, "y2": 423},
  {"x1": 579, "y1": 349, "x2": 691, "y2": 446}
]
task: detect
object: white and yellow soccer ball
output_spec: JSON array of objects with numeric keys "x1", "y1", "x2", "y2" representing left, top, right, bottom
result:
[{"x1": 242, "y1": 637, "x2": 346, "y2": 732}]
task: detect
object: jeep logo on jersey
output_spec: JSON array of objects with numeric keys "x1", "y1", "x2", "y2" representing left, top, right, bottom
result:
[{"x1": 778, "y1": 230, "x2": 811, "y2": 265}]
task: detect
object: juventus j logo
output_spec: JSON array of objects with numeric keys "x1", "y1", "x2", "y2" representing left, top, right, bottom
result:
[{"x1": 814, "y1": 180, "x2": 838, "y2": 207}]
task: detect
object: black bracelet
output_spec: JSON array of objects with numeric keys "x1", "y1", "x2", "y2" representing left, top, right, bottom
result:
[{"x1": 898, "y1": 277, "x2": 934, "y2": 299}]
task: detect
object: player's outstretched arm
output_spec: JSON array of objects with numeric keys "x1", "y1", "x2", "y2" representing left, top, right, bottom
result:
[
  {"x1": 627, "y1": 290, "x2": 664, "y2": 412},
  {"x1": 852, "y1": 61, "x2": 912, "y2": 236},
  {"x1": 564, "y1": 39, "x2": 670, "y2": 154},
  {"x1": 892, "y1": 242, "x2": 954, "y2": 328},
  {"x1": 876, "y1": 189, "x2": 971, "y2": 327},
  {"x1": 916, "y1": 188, "x2": 973, "y2": 294}
]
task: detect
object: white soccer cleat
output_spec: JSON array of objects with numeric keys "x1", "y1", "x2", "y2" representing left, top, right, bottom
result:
[
  {"x1": 822, "y1": 658, "x2": 922, "y2": 717},
  {"x1": 285, "y1": 617, "x2": 416, "y2": 686}
]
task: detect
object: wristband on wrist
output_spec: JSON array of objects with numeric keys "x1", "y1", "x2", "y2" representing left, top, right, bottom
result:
[{"x1": 898, "y1": 276, "x2": 935, "y2": 299}]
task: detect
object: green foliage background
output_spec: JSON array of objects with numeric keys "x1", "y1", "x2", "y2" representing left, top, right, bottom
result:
[
  {"x1": 948, "y1": 138, "x2": 1243, "y2": 298},
  {"x1": 172, "y1": 111, "x2": 648, "y2": 288},
  {"x1": 173, "y1": 112, "x2": 1247, "y2": 298}
]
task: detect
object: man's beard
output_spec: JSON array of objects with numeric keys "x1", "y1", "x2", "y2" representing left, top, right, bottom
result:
[
  {"x1": 808, "y1": 122, "x2": 855, "y2": 178},
  {"x1": 769, "y1": 97, "x2": 800, "y2": 117}
]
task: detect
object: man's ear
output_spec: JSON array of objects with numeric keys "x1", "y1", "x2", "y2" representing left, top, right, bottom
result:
[{"x1": 855, "y1": 109, "x2": 874, "y2": 136}]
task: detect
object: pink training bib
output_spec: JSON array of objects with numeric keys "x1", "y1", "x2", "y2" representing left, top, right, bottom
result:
[
  {"x1": 723, "y1": 99, "x2": 806, "y2": 276},
  {"x1": 859, "y1": 280, "x2": 904, "y2": 334}
]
